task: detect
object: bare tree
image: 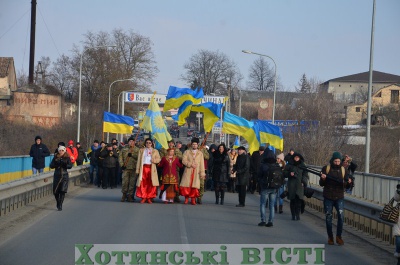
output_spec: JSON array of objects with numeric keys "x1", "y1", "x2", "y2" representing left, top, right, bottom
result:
[
  {"x1": 246, "y1": 56, "x2": 276, "y2": 91},
  {"x1": 17, "y1": 69, "x2": 28, "y2": 88},
  {"x1": 181, "y1": 49, "x2": 242, "y2": 96},
  {"x1": 48, "y1": 55, "x2": 75, "y2": 100}
]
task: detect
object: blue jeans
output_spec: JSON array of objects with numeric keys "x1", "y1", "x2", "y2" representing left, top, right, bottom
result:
[
  {"x1": 89, "y1": 164, "x2": 98, "y2": 184},
  {"x1": 396, "y1": 236, "x2": 400, "y2": 254},
  {"x1": 324, "y1": 198, "x2": 344, "y2": 238},
  {"x1": 32, "y1": 167, "x2": 44, "y2": 175},
  {"x1": 275, "y1": 185, "x2": 285, "y2": 206},
  {"x1": 260, "y1": 188, "x2": 276, "y2": 223}
]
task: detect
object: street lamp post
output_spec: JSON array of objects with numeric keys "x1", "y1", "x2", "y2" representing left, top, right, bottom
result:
[
  {"x1": 107, "y1": 79, "x2": 134, "y2": 142},
  {"x1": 77, "y1": 45, "x2": 116, "y2": 142},
  {"x1": 242, "y1": 50, "x2": 277, "y2": 124},
  {"x1": 218, "y1": 81, "x2": 231, "y2": 146}
]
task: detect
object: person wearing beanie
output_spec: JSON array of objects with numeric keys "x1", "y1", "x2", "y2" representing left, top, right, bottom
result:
[
  {"x1": 49, "y1": 145, "x2": 72, "y2": 211},
  {"x1": 320, "y1": 151, "x2": 352, "y2": 246},
  {"x1": 29, "y1": 135, "x2": 50, "y2": 175},
  {"x1": 233, "y1": 146, "x2": 250, "y2": 207},
  {"x1": 180, "y1": 137, "x2": 206, "y2": 205},
  {"x1": 275, "y1": 153, "x2": 287, "y2": 214},
  {"x1": 88, "y1": 140, "x2": 100, "y2": 185}
]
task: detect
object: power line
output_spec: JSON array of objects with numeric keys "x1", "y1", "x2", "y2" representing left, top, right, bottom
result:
[
  {"x1": 0, "y1": 8, "x2": 30, "y2": 40},
  {"x1": 37, "y1": 5, "x2": 61, "y2": 57}
]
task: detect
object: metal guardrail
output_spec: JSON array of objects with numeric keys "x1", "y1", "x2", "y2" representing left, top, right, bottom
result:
[{"x1": 0, "y1": 165, "x2": 89, "y2": 216}]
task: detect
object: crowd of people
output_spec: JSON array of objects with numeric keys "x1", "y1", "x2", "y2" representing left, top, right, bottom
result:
[{"x1": 30, "y1": 135, "x2": 358, "y2": 247}]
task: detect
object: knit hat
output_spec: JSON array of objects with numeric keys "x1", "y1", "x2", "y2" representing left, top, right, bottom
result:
[
  {"x1": 35, "y1": 135, "x2": 42, "y2": 141},
  {"x1": 276, "y1": 153, "x2": 285, "y2": 161},
  {"x1": 68, "y1": 140, "x2": 74, "y2": 146},
  {"x1": 58, "y1": 146, "x2": 66, "y2": 152},
  {"x1": 330, "y1": 151, "x2": 342, "y2": 163}
]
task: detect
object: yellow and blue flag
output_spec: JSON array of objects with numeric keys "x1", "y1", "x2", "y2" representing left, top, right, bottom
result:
[
  {"x1": 191, "y1": 102, "x2": 223, "y2": 133},
  {"x1": 172, "y1": 100, "x2": 193, "y2": 126},
  {"x1": 222, "y1": 112, "x2": 260, "y2": 154},
  {"x1": 255, "y1": 120, "x2": 284, "y2": 151},
  {"x1": 232, "y1": 136, "x2": 240, "y2": 149},
  {"x1": 141, "y1": 96, "x2": 172, "y2": 149},
  {"x1": 103, "y1": 111, "x2": 134, "y2": 134},
  {"x1": 163, "y1": 86, "x2": 204, "y2": 111}
]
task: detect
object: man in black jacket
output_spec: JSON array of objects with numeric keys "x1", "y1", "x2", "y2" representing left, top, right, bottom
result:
[
  {"x1": 29, "y1": 135, "x2": 50, "y2": 175},
  {"x1": 75, "y1": 142, "x2": 88, "y2": 166},
  {"x1": 249, "y1": 146, "x2": 265, "y2": 193},
  {"x1": 233, "y1": 146, "x2": 250, "y2": 207}
]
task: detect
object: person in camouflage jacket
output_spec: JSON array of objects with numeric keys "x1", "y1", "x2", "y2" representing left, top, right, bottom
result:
[{"x1": 118, "y1": 137, "x2": 140, "y2": 202}]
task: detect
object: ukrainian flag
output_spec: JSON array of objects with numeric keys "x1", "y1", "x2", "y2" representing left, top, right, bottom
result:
[
  {"x1": 141, "y1": 96, "x2": 172, "y2": 149},
  {"x1": 191, "y1": 102, "x2": 223, "y2": 132},
  {"x1": 103, "y1": 112, "x2": 134, "y2": 134},
  {"x1": 163, "y1": 86, "x2": 204, "y2": 111},
  {"x1": 172, "y1": 100, "x2": 193, "y2": 126},
  {"x1": 232, "y1": 136, "x2": 240, "y2": 149},
  {"x1": 222, "y1": 112, "x2": 260, "y2": 154},
  {"x1": 255, "y1": 120, "x2": 284, "y2": 151}
]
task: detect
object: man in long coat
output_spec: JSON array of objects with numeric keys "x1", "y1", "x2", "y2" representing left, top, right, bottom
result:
[{"x1": 180, "y1": 137, "x2": 206, "y2": 205}]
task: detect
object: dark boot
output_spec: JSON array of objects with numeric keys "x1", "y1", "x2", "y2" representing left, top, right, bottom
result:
[
  {"x1": 279, "y1": 205, "x2": 283, "y2": 214},
  {"x1": 274, "y1": 205, "x2": 278, "y2": 213},
  {"x1": 220, "y1": 190, "x2": 225, "y2": 205},
  {"x1": 290, "y1": 200, "x2": 296, "y2": 220},
  {"x1": 215, "y1": 190, "x2": 220, "y2": 204},
  {"x1": 55, "y1": 194, "x2": 60, "y2": 210},
  {"x1": 121, "y1": 193, "x2": 127, "y2": 202},
  {"x1": 59, "y1": 193, "x2": 65, "y2": 211}
]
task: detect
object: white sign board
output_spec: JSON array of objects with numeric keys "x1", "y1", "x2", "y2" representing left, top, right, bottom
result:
[{"x1": 124, "y1": 92, "x2": 226, "y2": 105}]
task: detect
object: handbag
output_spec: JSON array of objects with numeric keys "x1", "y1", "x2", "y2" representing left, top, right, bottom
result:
[
  {"x1": 304, "y1": 180, "x2": 314, "y2": 198},
  {"x1": 380, "y1": 198, "x2": 400, "y2": 223}
]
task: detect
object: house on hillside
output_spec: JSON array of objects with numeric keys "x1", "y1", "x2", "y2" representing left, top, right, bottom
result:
[
  {"x1": 345, "y1": 84, "x2": 400, "y2": 125},
  {"x1": 0, "y1": 57, "x2": 17, "y2": 106},
  {"x1": 320, "y1": 71, "x2": 400, "y2": 104}
]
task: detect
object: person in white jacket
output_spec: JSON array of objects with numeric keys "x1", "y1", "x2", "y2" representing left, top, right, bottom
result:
[{"x1": 393, "y1": 184, "x2": 400, "y2": 260}]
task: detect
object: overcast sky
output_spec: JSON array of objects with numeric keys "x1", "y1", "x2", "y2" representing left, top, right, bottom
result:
[{"x1": 1, "y1": 0, "x2": 399, "y2": 94}]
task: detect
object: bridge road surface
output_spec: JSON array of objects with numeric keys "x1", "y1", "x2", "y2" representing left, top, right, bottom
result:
[{"x1": 0, "y1": 185, "x2": 394, "y2": 265}]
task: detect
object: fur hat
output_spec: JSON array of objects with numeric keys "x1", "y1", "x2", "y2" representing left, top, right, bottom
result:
[
  {"x1": 58, "y1": 146, "x2": 66, "y2": 152},
  {"x1": 191, "y1": 137, "x2": 199, "y2": 144},
  {"x1": 276, "y1": 153, "x2": 285, "y2": 161},
  {"x1": 106, "y1": 143, "x2": 112, "y2": 147},
  {"x1": 58, "y1": 141, "x2": 66, "y2": 147}
]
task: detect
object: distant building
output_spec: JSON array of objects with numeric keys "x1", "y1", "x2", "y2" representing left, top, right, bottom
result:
[
  {"x1": 345, "y1": 84, "x2": 400, "y2": 125},
  {"x1": 0, "y1": 57, "x2": 73, "y2": 127},
  {"x1": 320, "y1": 71, "x2": 400, "y2": 104},
  {"x1": 0, "y1": 57, "x2": 17, "y2": 106}
]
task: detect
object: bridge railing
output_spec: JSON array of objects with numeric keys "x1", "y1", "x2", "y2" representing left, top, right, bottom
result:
[{"x1": 0, "y1": 165, "x2": 89, "y2": 217}]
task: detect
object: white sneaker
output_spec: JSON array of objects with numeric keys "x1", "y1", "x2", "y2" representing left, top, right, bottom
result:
[{"x1": 394, "y1": 252, "x2": 399, "y2": 258}]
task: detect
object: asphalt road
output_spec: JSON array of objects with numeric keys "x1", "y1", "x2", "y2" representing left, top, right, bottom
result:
[{"x1": 0, "y1": 185, "x2": 395, "y2": 265}]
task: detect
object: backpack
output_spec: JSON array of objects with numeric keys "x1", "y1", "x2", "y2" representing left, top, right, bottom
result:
[
  {"x1": 266, "y1": 164, "x2": 284, "y2": 189},
  {"x1": 326, "y1": 165, "x2": 345, "y2": 178}
]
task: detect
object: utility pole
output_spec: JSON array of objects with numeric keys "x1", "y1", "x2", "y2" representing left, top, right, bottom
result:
[{"x1": 28, "y1": 0, "x2": 37, "y2": 84}]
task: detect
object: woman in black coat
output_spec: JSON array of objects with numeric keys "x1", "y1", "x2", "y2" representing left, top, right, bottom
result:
[
  {"x1": 50, "y1": 145, "x2": 72, "y2": 211},
  {"x1": 212, "y1": 144, "x2": 230, "y2": 205},
  {"x1": 284, "y1": 152, "x2": 309, "y2": 220}
]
